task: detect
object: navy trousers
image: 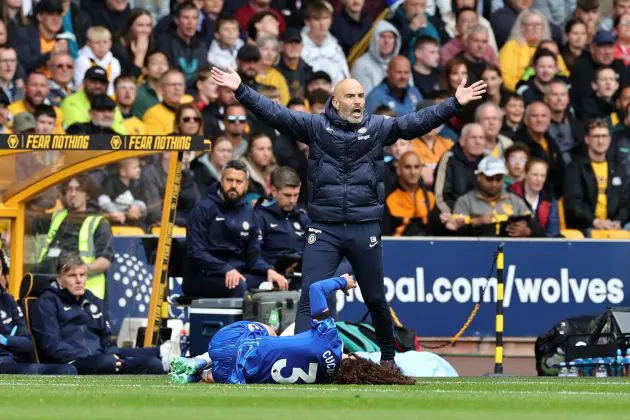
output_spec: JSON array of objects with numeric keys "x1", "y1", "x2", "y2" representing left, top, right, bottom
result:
[
  {"x1": 71, "y1": 347, "x2": 164, "y2": 375},
  {"x1": 294, "y1": 221, "x2": 395, "y2": 361},
  {"x1": 0, "y1": 361, "x2": 77, "y2": 375}
]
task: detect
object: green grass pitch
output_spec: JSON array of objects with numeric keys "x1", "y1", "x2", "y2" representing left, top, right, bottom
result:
[{"x1": 0, "y1": 375, "x2": 629, "y2": 420}]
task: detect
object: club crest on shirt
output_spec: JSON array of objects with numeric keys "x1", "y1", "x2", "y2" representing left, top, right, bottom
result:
[
  {"x1": 293, "y1": 222, "x2": 302, "y2": 231},
  {"x1": 242, "y1": 221, "x2": 250, "y2": 231},
  {"x1": 307, "y1": 233, "x2": 317, "y2": 244}
]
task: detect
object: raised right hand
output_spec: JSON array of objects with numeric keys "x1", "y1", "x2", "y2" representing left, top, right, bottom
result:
[
  {"x1": 342, "y1": 274, "x2": 357, "y2": 295},
  {"x1": 211, "y1": 66, "x2": 241, "y2": 91}
]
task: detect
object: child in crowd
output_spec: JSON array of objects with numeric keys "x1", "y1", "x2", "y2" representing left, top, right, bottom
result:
[
  {"x1": 98, "y1": 158, "x2": 147, "y2": 227},
  {"x1": 74, "y1": 26, "x2": 121, "y2": 95},
  {"x1": 208, "y1": 17, "x2": 244, "y2": 71}
]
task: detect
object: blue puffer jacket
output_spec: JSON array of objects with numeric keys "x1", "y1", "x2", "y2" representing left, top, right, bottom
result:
[
  {"x1": 0, "y1": 289, "x2": 33, "y2": 363},
  {"x1": 235, "y1": 84, "x2": 462, "y2": 222},
  {"x1": 31, "y1": 283, "x2": 117, "y2": 363}
]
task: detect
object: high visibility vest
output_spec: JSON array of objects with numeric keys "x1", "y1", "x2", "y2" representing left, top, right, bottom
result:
[{"x1": 38, "y1": 210, "x2": 106, "y2": 299}]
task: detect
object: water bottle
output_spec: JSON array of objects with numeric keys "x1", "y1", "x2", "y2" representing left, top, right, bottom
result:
[
  {"x1": 558, "y1": 362, "x2": 568, "y2": 377},
  {"x1": 567, "y1": 361, "x2": 579, "y2": 378},
  {"x1": 179, "y1": 329, "x2": 190, "y2": 357},
  {"x1": 625, "y1": 350, "x2": 630, "y2": 377},
  {"x1": 595, "y1": 358, "x2": 608, "y2": 378},
  {"x1": 268, "y1": 308, "x2": 280, "y2": 332},
  {"x1": 614, "y1": 350, "x2": 624, "y2": 377}
]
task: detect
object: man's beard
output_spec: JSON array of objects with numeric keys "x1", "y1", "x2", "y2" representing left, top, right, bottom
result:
[{"x1": 221, "y1": 187, "x2": 243, "y2": 204}]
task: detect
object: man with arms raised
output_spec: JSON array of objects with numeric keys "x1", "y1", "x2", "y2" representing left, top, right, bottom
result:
[{"x1": 210, "y1": 65, "x2": 485, "y2": 364}]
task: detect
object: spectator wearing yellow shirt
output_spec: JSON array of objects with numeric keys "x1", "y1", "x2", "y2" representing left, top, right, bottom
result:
[
  {"x1": 114, "y1": 75, "x2": 145, "y2": 135},
  {"x1": 143, "y1": 69, "x2": 193, "y2": 135},
  {"x1": 14, "y1": 0, "x2": 67, "y2": 76},
  {"x1": 61, "y1": 66, "x2": 127, "y2": 134},
  {"x1": 564, "y1": 119, "x2": 630, "y2": 235},
  {"x1": 9, "y1": 72, "x2": 64, "y2": 133},
  {"x1": 499, "y1": 9, "x2": 551, "y2": 92},
  {"x1": 256, "y1": 36, "x2": 290, "y2": 105}
]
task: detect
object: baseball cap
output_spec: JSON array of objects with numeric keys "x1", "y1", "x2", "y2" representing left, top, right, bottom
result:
[
  {"x1": 35, "y1": 0, "x2": 64, "y2": 14},
  {"x1": 237, "y1": 45, "x2": 261, "y2": 61},
  {"x1": 475, "y1": 156, "x2": 508, "y2": 177},
  {"x1": 90, "y1": 95, "x2": 116, "y2": 111},
  {"x1": 84, "y1": 66, "x2": 109, "y2": 83},
  {"x1": 281, "y1": 28, "x2": 302, "y2": 43},
  {"x1": 309, "y1": 71, "x2": 332, "y2": 84},
  {"x1": 13, "y1": 112, "x2": 36, "y2": 133},
  {"x1": 577, "y1": 0, "x2": 599, "y2": 10},
  {"x1": 593, "y1": 30, "x2": 616, "y2": 46}
]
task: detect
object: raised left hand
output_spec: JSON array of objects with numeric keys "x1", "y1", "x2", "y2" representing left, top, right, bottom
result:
[{"x1": 455, "y1": 78, "x2": 487, "y2": 106}]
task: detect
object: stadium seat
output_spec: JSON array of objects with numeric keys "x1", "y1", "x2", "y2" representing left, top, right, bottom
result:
[
  {"x1": 557, "y1": 198, "x2": 567, "y2": 230},
  {"x1": 560, "y1": 230, "x2": 585, "y2": 240},
  {"x1": 18, "y1": 273, "x2": 52, "y2": 363},
  {"x1": 150, "y1": 226, "x2": 186, "y2": 237},
  {"x1": 589, "y1": 230, "x2": 630, "y2": 239},
  {"x1": 111, "y1": 226, "x2": 146, "y2": 236}
]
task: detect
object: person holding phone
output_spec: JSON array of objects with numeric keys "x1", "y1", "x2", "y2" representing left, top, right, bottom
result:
[{"x1": 444, "y1": 155, "x2": 546, "y2": 237}]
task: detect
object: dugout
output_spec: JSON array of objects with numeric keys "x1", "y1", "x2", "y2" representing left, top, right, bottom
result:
[{"x1": 0, "y1": 133, "x2": 208, "y2": 348}]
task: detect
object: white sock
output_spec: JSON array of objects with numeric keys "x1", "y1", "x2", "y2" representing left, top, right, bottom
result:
[{"x1": 195, "y1": 352, "x2": 212, "y2": 364}]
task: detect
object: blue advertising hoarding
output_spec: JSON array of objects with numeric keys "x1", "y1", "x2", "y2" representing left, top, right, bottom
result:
[{"x1": 106, "y1": 237, "x2": 630, "y2": 338}]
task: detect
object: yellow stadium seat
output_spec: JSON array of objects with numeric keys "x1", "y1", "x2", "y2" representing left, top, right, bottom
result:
[
  {"x1": 560, "y1": 229, "x2": 585, "y2": 240},
  {"x1": 111, "y1": 226, "x2": 146, "y2": 236},
  {"x1": 590, "y1": 229, "x2": 630, "y2": 239},
  {"x1": 557, "y1": 198, "x2": 566, "y2": 230},
  {"x1": 150, "y1": 225, "x2": 186, "y2": 237}
]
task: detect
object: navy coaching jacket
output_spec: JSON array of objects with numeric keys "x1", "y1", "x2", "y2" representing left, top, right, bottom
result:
[
  {"x1": 0, "y1": 289, "x2": 33, "y2": 363},
  {"x1": 235, "y1": 84, "x2": 462, "y2": 223},
  {"x1": 31, "y1": 283, "x2": 117, "y2": 363},
  {"x1": 186, "y1": 183, "x2": 272, "y2": 277},
  {"x1": 254, "y1": 197, "x2": 310, "y2": 266}
]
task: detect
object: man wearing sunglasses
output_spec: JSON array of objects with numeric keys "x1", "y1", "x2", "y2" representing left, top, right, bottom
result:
[
  {"x1": 222, "y1": 104, "x2": 249, "y2": 159},
  {"x1": 211, "y1": 65, "x2": 486, "y2": 365},
  {"x1": 47, "y1": 53, "x2": 76, "y2": 107}
]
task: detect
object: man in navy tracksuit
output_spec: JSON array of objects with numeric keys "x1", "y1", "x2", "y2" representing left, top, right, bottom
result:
[
  {"x1": 211, "y1": 67, "x2": 486, "y2": 362},
  {"x1": 185, "y1": 160, "x2": 288, "y2": 297},
  {"x1": 31, "y1": 251, "x2": 165, "y2": 375},
  {"x1": 0, "y1": 282, "x2": 76, "y2": 375}
]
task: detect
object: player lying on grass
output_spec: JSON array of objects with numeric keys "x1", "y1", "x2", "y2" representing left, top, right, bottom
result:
[{"x1": 171, "y1": 274, "x2": 414, "y2": 385}]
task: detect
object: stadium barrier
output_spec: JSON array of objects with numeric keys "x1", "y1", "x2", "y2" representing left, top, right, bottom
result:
[{"x1": 107, "y1": 237, "x2": 630, "y2": 343}]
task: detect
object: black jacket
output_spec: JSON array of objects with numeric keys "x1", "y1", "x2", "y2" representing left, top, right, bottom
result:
[
  {"x1": 14, "y1": 25, "x2": 57, "y2": 73},
  {"x1": 31, "y1": 284, "x2": 116, "y2": 363},
  {"x1": 569, "y1": 52, "x2": 629, "y2": 109},
  {"x1": 66, "y1": 123, "x2": 121, "y2": 135},
  {"x1": 515, "y1": 127, "x2": 565, "y2": 198},
  {"x1": 156, "y1": 28, "x2": 208, "y2": 82},
  {"x1": 611, "y1": 125, "x2": 630, "y2": 180},
  {"x1": 0, "y1": 289, "x2": 33, "y2": 363},
  {"x1": 433, "y1": 142, "x2": 482, "y2": 214},
  {"x1": 253, "y1": 197, "x2": 310, "y2": 267},
  {"x1": 564, "y1": 155, "x2": 630, "y2": 230},
  {"x1": 577, "y1": 93, "x2": 616, "y2": 121},
  {"x1": 276, "y1": 58, "x2": 313, "y2": 101},
  {"x1": 85, "y1": 0, "x2": 130, "y2": 38},
  {"x1": 330, "y1": 8, "x2": 373, "y2": 56}
]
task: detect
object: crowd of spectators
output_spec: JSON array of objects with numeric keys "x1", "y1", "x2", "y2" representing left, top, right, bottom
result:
[{"x1": 0, "y1": 0, "x2": 626, "y2": 240}]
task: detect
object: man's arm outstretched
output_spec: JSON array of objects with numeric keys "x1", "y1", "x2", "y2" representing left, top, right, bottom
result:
[
  {"x1": 385, "y1": 78, "x2": 487, "y2": 145},
  {"x1": 211, "y1": 66, "x2": 314, "y2": 144},
  {"x1": 310, "y1": 274, "x2": 356, "y2": 320}
]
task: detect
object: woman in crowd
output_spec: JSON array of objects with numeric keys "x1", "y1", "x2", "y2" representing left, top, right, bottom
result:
[
  {"x1": 614, "y1": 13, "x2": 630, "y2": 65},
  {"x1": 173, "y1": 102, "x2": 203, "y2": 136},
  {"x1": 509, "y1": 158, "x2": 561, "y2": 237},
  {"x1": 240, "y1": 132, "x2": 276, "y2": 203},
  {"x1": 481, "y1": 63, "x2": 508, "y2": 107},
  {"x1": 112, "y1": 9, "x2": 154, "y2": 78},
  {"x1": 499, "y1": 9, "x2": 551, "y2": 91},
  {"x1": 440, "y1": 58, "x2": 468, "y2": 132},
  {"x1": 256, "y1": 35, "x2": 290, "y2": 105},
  {"x1": 561, "y1": 18, "x2": 588, "y2": 72}
]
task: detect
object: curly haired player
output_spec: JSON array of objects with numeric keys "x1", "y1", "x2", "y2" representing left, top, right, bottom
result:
[{"x1": 171, "y1": 274, "x2": 414, "y2": 385}]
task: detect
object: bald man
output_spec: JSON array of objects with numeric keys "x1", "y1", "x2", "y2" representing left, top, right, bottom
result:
[
  {"x1": 365, "y1": 56, "x2": 423, "y2": 115},
  {"x1": 211, "y1": 66, "x2": 486, "y2": 364}
]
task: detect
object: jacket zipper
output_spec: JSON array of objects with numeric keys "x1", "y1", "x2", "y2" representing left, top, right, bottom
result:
[{"x1": 343, "y1": 136, "x2": 348, "y2": 220}]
